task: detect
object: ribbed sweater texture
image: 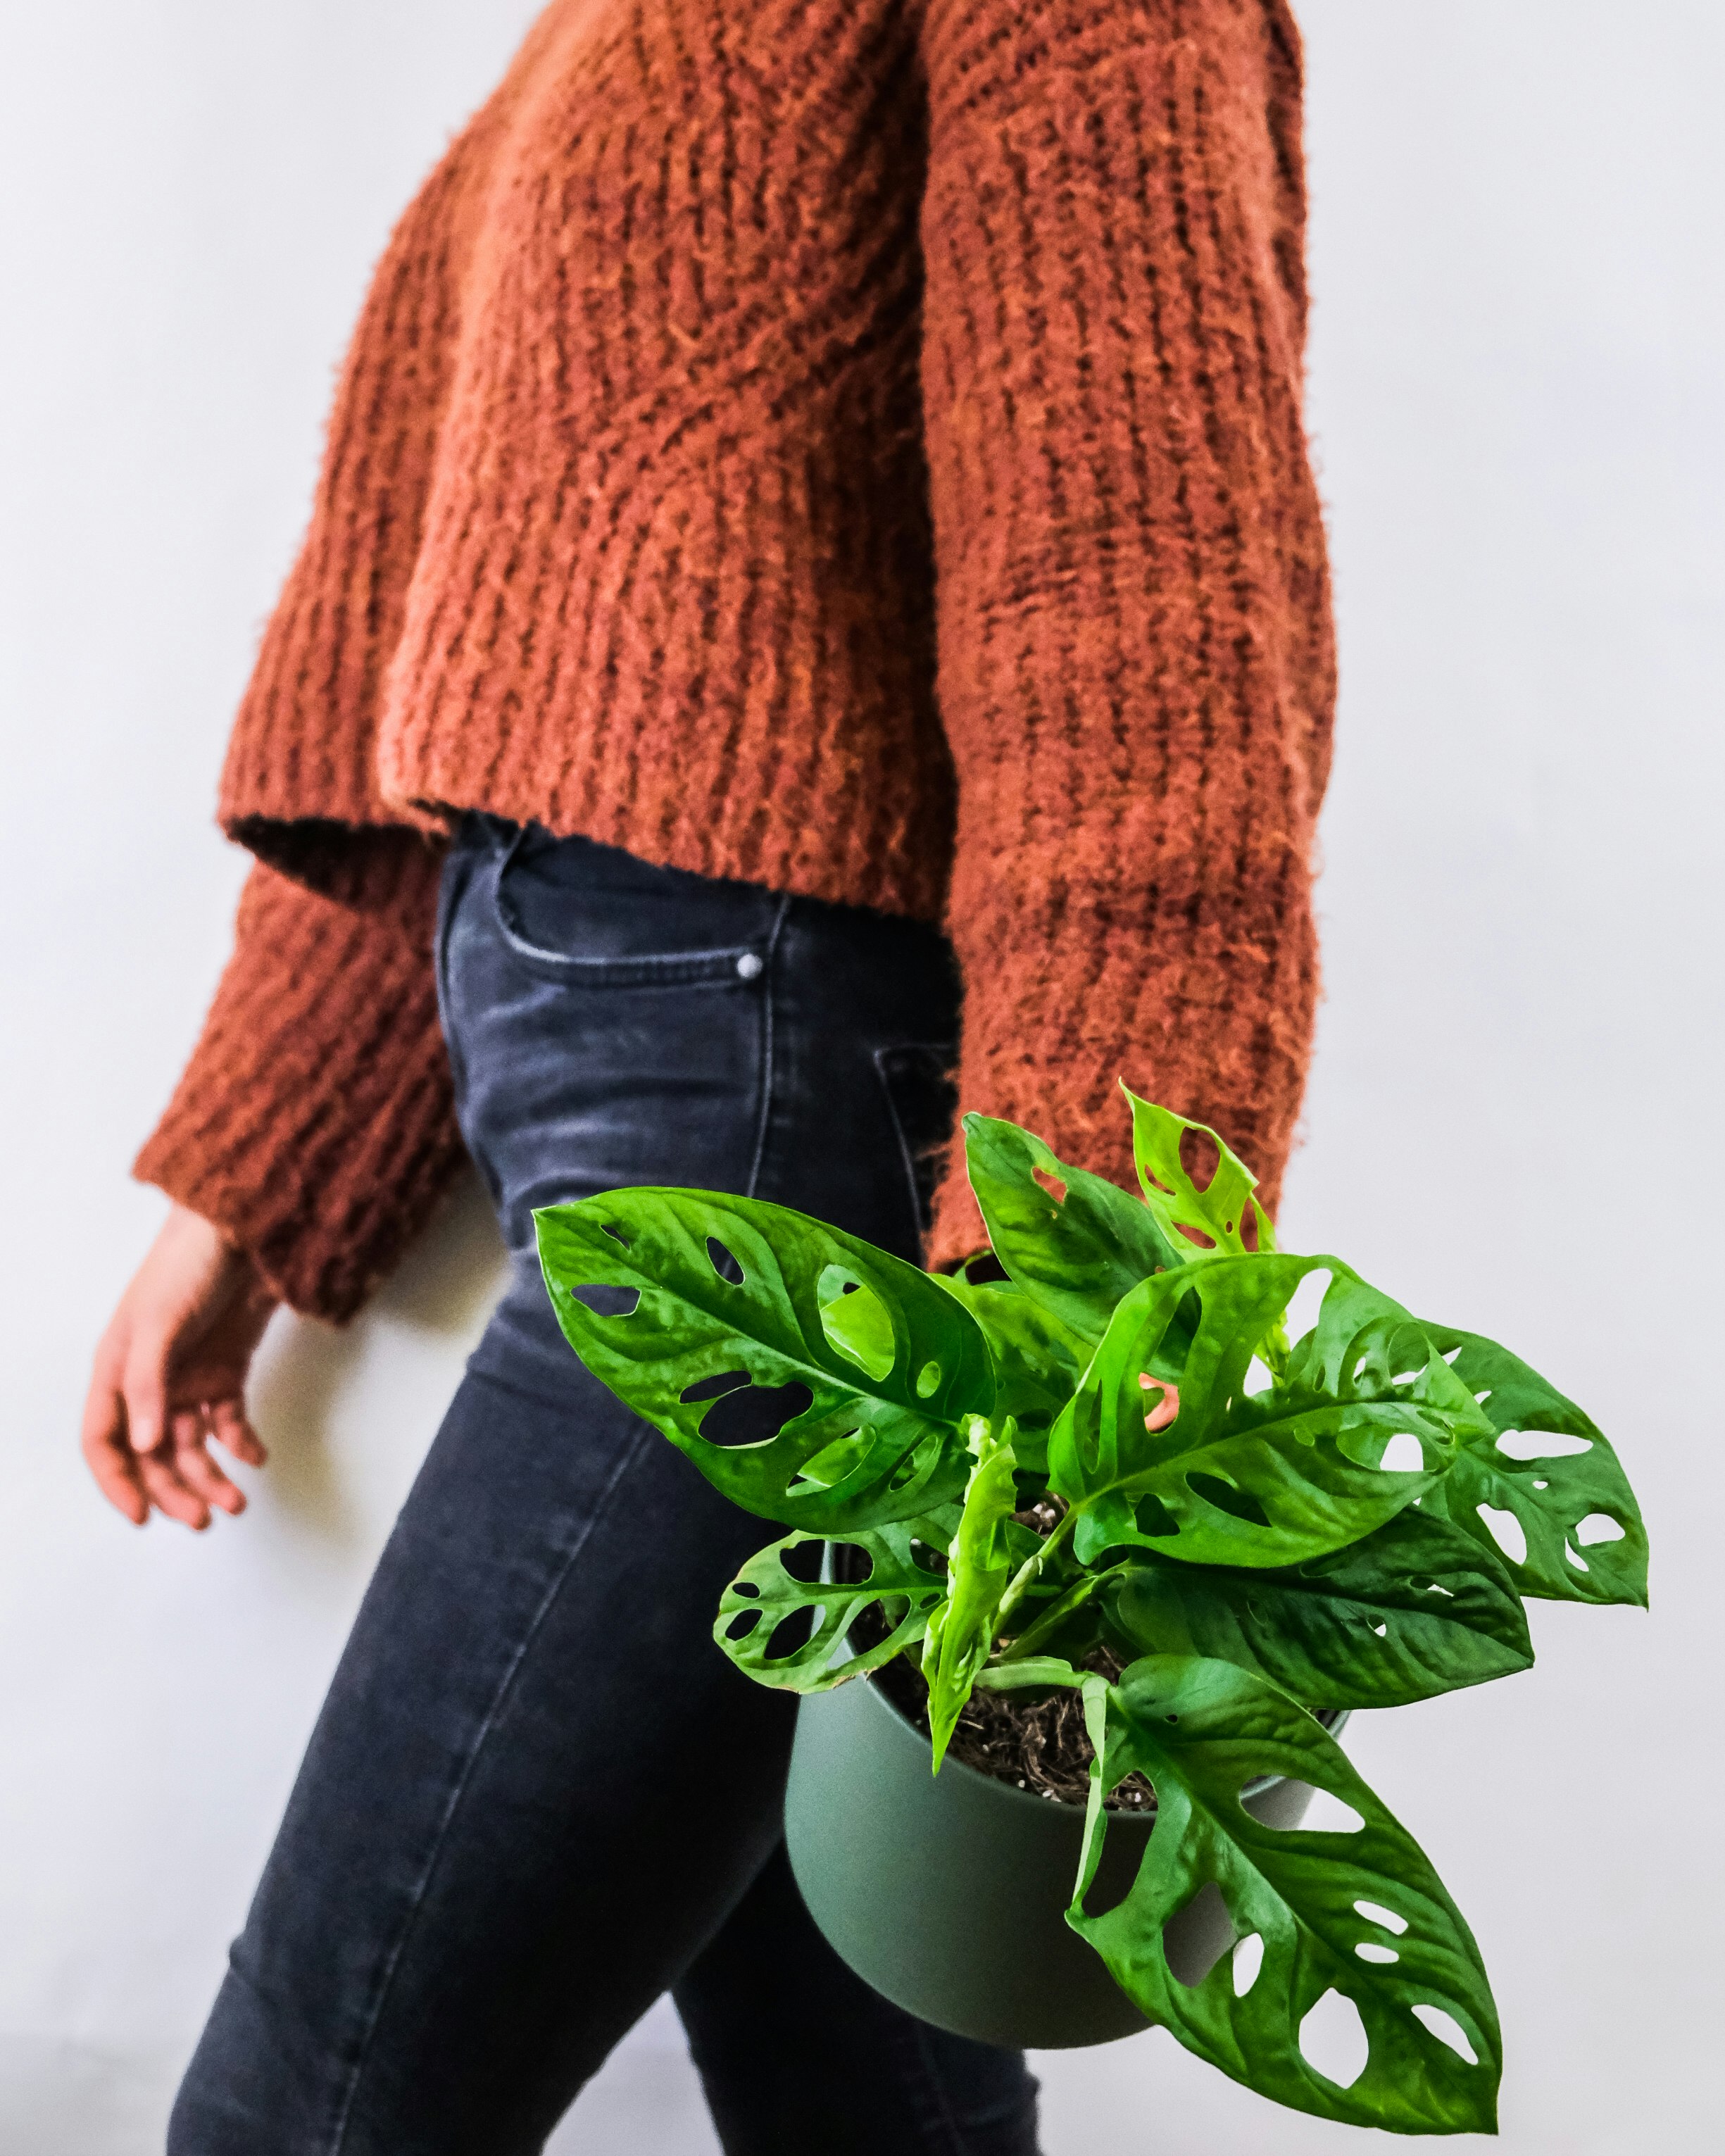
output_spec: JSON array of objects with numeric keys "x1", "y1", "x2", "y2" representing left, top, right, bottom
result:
[{"x1": 137, "y1": 0, "x2": 1336, "y2": 1322}]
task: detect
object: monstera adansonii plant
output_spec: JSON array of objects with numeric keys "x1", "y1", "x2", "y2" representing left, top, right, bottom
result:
[{"x1": 534, "y1": 1089, "x2": 1646, "y2": 2134}]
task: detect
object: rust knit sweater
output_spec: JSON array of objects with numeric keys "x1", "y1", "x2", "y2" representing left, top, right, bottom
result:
[{"x1": 137, "y1": 0, "x2": 1335, "y2": 1322}]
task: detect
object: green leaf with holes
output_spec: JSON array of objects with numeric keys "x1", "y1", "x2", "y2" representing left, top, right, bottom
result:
[
  {"x1": 933, "y1": 1274, "x2": 1088, "y2": 1479},
  {"x1": 924, "y1": 1417, "x2": 1022, "y2": 1767},
  {"x1": 534, "y1": 1190, "x2": 992, "y2": 1532},
  {"x1": 1122, "y1": 1087, "x2": 1278, "y2": 1262},
  {"x1": 962, "y1": 1115, "x2": 1178, "y2": 1341},
  {"x1": 1069, "y1": 1656, "x2": 1500, "y2": 2133},
  {"x1": 1417, "y1": 1328, "x2": 1648, "y2": 1607},
  {"x1": 1048, "y1": 1256, "x2": 1482, "y2": 1569},
  {"x1": 1100, "y1": 1509, "x2": 1533, "y2": 1709},
  {"x1": 714, "y1": 1512, "x2": 958, "y2": 1691}
]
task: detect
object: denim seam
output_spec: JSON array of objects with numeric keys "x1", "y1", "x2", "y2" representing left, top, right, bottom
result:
[
  {"x1": 872, "y1": 1041, "x2": 959, "y2": 1252},
  {"x1": 744, "y1": 895, "x2": 793, "y2": 1200},
  {"x1": 434, "y1": 851, "x2": 476, "y2": 1134},
  {"x1": 323, "y1": 1418, "x2": 656, "y2": 2155}
]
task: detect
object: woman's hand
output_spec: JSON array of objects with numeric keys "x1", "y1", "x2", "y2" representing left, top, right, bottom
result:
[{"x1": 82, "y1": 1205, "x2": 277, "y2": 1529}]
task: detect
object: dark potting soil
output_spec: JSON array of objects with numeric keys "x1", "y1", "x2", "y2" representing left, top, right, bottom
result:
[{"x1": 846, "y1": 1601, "x2": 1156, "y2": 1815}]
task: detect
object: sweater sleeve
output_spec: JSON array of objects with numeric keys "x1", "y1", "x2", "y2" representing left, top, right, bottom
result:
[
  {"x1": 133, "y1": 831, "x2": 467, "y2": 1322},
  {"x1": 915, "y1": 0, "x2": 1336, "y2": 1265}
]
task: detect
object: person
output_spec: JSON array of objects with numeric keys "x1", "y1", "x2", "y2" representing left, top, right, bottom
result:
[{"x1": 81, "y1": 3, "x2": 1335, "y2": 2150}]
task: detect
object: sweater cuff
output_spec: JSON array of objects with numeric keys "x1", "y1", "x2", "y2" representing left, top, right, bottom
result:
[
  {"x1": 924, "y1": 855, "x2": 1319, "y2": 1272},
  {"x1": 134, "y1": 832, "x2": 465, "y2": 1322}
]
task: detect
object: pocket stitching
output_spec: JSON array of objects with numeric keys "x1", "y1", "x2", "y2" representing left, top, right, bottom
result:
[{"x1": 489, "y1": 848, "x2": 767, "y2": 989}]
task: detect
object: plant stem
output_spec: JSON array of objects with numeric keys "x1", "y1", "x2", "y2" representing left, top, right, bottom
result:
[
  {"x1": 998, "y1": 1570, "x2": 1101, "y2": 1662},
  {"x1": 994, "y1": 1503, "x2": 1078, "y2": 1636}
]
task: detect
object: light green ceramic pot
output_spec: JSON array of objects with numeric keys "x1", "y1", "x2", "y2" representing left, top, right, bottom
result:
[{"x1": 784, "y1": 1670, "x2": 1344, "y2": 2050}]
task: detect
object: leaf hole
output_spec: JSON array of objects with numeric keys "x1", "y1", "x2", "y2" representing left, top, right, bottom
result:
[
  {"x1": 1232, "y1": 1932, "x2": 1265, "y2": 1997},
  {"x1": 764, "y1": 1607, "x2": 820, "y2": 1662},
  {"x1": 915, "y1": 1359, "x2": 943, "y2": 1400},
  {"x1": 705, "y1": 1236, "x2": 744, "y2": 1285},
  {"x1": 1178, "y1": 1127, "x2": 1221, "y2": 1192},
  {"x1": 1078, "y1": 1829, "x2": 1146, "y2": 1921},
  {"x1": 1355, "y1": 1900, "x2": 1408, "y2": 1934},
  {"x1": 1186, "y1": 1473, "x2": 1270, "y2": 1528},
  {"x1": 1379, "y1": 1431, "x2": 1424, "y2": 1474},
  {"x1": 1265, "y1": 1784, "x2": 1365, "y2": 1835},
  {"x1": 1476, "y1": 1503, "x2": 1528, "y2": 1565},
  {"x1": 1564, "y1": 1543, "x2": 1589, "y2": 1572},
  {"x1": 887, "y1": 1448, "x2": 930, "y2": 1491},
  {"x1": 1139, "y1": 1374, "x2": 1180, "y2": 1430},
  {"x1": 1032, "y1": 1165, "x2": 1068, "y2": 1205},
  {"x1": 1281, "y1": 1269, "x2": 1334, "y2": 1353},
  {"x1": 1173, "y1": 1221, "x2": 1219, "y2": 1251},
  {"x1": 601, "y1": 1222, "x2": 632, "y2": 1249},
  {"x1": 1298, "y1": 1989, "x2": 1369, "y2": 2088},
  {"x1": 817, "y1": 1271, "x2": 896, "y2": 1381},
  {"x1": 730, "y1": 1581, "x2": 762, "y2": 1600},
  {"x1": 682, "y1": 1369, "x2": 750, "y2": 1405},
  {"x1": 1132, "y1": 1493, "x2": 1181, "y2": 1538},
  {"x1": 1495, "y1": 1427, "x2": 1593, "y2": 1461},
  {"x1": 698, "y1": 1379, "x2": 814, "y2": 1449},
  {"x1": 724, "y1": 1609, "x2": 761, "y2": 1641},
  {"x1": 568, "y1": 1283, "x2": 640, "y2": 1317},
  {"x1": 1410, "y1": 1574, "x2": 1455, "y2": 1598},
  {"x1": 1162, "y1": 1881, "x2": 1231, "y2": 1987},
  {"x1": 1577, "y1": 1512, "x2": 1626, "y2": 1546},
  {"x1": 1441, "y1": 1345, "x2": 1463, "y2": 1365},
  {"x1": 1371, "y1": 1622, "x2": 1388, "y2": 1636},
  {"x1": 1355, "y1": 1942, "x2": 1400, "y2": 1965},
  {"x1": 1244, "y1": 1356, "x2": 1274, "y2": 1396},
  {"x1": 1411, "y1": 2003, "x2": 1479, "y2": 2066}
]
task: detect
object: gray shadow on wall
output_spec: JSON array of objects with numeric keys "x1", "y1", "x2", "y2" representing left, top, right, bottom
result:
[{"x1": 247, "y1": 1169, "x2": 508, "y2": 1552}]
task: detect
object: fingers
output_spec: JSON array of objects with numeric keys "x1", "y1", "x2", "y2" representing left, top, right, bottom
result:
[
  {"x1": 135, "y1": 1443, "x2": 213, "y2": 1531},
  {"x1": 168, "y1": 1409, "x2": 248, "y2": 1518},
  {"x1": 83, "y1": 1204, "x2": 277, "y2": 1532},
  {"x1": 80, "y1": 1370, "x2": 149, "y2": 1526},
  {"x1": 208, "y1": 1397, "x2": 268, "y2": 1469},
  {"x1": 121, "y1": 1327, "x2": 171, "y2": 1457}
]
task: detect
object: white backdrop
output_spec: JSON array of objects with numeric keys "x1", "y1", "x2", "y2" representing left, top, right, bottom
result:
[{"x1": 1, "y1": 4, "x2": 1719, "y2": 2150}]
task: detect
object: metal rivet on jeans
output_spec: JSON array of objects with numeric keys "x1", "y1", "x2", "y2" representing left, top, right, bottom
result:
[{"x1": 736, "y1": 952, "x2": 764, "y2": 980}]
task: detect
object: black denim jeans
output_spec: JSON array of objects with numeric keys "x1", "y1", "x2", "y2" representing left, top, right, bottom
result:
[{"x1": 168, "y1": 817, "x2": 1042, "y2": 2156}]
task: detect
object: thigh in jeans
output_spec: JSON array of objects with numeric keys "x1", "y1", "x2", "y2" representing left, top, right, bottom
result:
[{"x1": 169, "y1": 1366, "x2": 793, "y2": 2156}]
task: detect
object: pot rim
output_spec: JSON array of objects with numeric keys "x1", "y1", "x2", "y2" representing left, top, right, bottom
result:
[
  {"x1": 820, "y1": 1545, "x2": 1347, "y2": 1812},
  {"x1": 831, "y1": 1646, "x2": 1348, "y2": 1814}
]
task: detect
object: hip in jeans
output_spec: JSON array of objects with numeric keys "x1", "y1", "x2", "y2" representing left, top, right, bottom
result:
[{"x1": 437, "y1": 813, "x2": 965, "y2": 1400}]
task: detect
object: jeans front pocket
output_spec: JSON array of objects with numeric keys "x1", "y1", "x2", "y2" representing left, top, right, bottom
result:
[
  {"x1": 489, "y1": 836, "x2": 777, "y2": 991},
  {"x1": 440, "y1": 822, "x2": 794, "y2": 1299}
]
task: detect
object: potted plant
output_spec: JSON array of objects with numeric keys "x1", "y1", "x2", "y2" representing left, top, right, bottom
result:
[{"x1": 535, "y1": 1089, "x2": 1646, "y2": 2134}]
